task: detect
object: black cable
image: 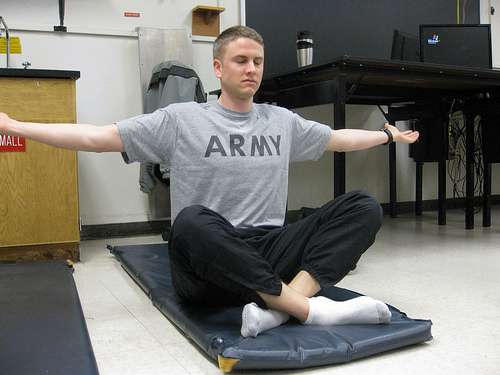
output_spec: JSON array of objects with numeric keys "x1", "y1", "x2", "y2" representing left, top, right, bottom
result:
[{"x1": 446, "y1": 111, "x2": 483, "y2": 213}]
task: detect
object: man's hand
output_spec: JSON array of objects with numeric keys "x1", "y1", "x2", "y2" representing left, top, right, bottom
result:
[
  {"x1": 327, "y1": 122, "x2": 420, "y2": 152},
  {"x1": 383, "y1": 123, "x2": 419, "y2": 144},
  {"x1": 0, "y1": 112, "x2": 13, "y2": 135}
]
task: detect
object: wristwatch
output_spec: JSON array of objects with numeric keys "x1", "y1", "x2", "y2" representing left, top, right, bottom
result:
[{"x1": 379, "y1": 127, "x2": 393, "y2": 145}]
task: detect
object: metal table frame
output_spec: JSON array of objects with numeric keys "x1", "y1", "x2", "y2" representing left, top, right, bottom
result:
[{"x1": 256, "y1": 56, "x2": 500, "y2": 229}]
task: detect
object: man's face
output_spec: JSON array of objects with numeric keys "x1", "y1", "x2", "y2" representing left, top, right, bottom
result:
[{"x1": 214, "y1": 37, "x2": 264, "y2": 100}]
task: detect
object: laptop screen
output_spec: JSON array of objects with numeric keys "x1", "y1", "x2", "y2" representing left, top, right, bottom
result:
[{"x1": 420, "y1": 24, "x2": 492, "y2": 69}]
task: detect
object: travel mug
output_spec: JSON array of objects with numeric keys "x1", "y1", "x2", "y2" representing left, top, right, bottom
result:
[{"x1": 297, "y1": 30, "x2": 313, "y2": 67}]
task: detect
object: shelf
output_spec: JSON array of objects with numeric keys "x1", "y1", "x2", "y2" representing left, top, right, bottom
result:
[{"x1": 192, "y1": 5, "x2": 225, "y2": 37}]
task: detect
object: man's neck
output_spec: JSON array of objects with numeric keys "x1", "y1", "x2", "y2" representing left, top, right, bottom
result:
[{"x1": 218, "y1": 93, "x2": 253, "y2": 113}]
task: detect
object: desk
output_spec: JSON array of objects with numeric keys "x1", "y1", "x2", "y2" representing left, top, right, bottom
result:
[{"x1": 256, "y1": 56, "x2": 500, "y2": 229}]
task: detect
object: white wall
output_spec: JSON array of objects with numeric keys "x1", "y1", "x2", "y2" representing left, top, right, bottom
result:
[
  {"x1": 2, "y1": 1, "x2": 499, "y2": 225},
  {"x1": 1, "y1": 0, "x2": 240, "y2": 225}
]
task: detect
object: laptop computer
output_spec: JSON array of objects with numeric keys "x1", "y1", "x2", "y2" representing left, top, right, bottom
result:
[{"x1": 420, "y1": 24, "x2": 492, "y2": 69}]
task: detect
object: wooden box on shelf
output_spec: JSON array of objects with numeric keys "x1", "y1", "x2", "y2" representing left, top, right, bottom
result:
[{"x1": 192, "y1": 5, "x2": 225, "y2": 37}]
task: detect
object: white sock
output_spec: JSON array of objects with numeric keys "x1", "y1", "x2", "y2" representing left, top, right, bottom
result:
[
  {"x1": 304, "y1": 296, "x2": 392, "y2": 325},
  {"x1": 241, "y1": 303, "x2": 290, "y2": 337}
]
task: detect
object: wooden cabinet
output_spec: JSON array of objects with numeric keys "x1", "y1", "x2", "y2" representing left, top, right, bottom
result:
[{"x1": 0, "y1": 69, "x2": 81, "y2": 261}]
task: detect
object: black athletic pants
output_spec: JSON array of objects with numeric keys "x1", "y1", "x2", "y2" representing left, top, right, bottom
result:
[{"x1": 168, "y1": 190, "x2": 382, "y2": 308}]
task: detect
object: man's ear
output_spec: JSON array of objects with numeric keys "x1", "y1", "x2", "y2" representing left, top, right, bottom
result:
[{"x1": 213, "y1": 58, "x2": 223, "y2": 79}]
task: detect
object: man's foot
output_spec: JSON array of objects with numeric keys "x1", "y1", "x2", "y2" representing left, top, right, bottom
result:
[
  {"x1": 241, "y1": 303, "x2": 289, "y2": 337},
  {"x1": 304, "y1": 295, "x2": 391, "y2": 325}
]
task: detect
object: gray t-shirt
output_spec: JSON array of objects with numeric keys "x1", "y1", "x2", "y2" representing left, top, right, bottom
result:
[{"x1": 117, "y1": 101, "x2": 331, "y2": 228}]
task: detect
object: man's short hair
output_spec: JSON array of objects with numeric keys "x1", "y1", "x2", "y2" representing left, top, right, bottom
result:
[{"x1": 213, "y1": 25, "x2": 264, "y2": 60}]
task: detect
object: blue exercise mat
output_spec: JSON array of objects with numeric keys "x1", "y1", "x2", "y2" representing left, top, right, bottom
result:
[
  {"x1": 0, "y1": 261, "x2": 99, "y2": 375},
  {"x1": 109, "y1": 243, "x2": 432, "y2": 372}
]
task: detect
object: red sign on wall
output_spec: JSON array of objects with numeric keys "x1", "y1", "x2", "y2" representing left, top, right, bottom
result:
[
  {"x1": 0, "y1": 135, "x2": 26, "y2": 152},
  {"x1": 124, "y1": 12, "x2": 141, "y2": 17}
]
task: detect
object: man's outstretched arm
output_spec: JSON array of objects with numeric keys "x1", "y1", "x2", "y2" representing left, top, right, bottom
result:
[
  {"x1": 0, "y1": 112, "x2": 123, "y2": 152},
  {"x1": 326, "y1": 123, "x2": 419, "y2": 152}
]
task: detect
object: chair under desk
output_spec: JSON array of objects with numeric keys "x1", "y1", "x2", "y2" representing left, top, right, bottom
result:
[{"x1": 255, "y1": 55, "x2": 500, "y2": 229}]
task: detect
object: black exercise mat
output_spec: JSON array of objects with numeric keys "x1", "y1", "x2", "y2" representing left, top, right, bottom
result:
[
  {"x1": 110, "y1": 243, "x2": 432, "y2": 372},
  {"x1": 0, "y1": 261, "x2": 99, "y2": 375}
]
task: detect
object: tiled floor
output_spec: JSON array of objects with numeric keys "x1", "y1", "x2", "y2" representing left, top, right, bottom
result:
[{"x1": 74, "y1": 209, "x2": 500, "y2": 374}]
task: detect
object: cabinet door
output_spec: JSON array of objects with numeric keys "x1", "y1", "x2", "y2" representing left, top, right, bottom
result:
[{"x1": 0, "y1": 77, "x2": 80, "y2": 247}]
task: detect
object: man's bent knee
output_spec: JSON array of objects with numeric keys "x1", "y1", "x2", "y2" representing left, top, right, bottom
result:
[
  {"x1": 169, "y1": 204, "x2": 232, "y2": 256},
  {"x1": 322, "y1": 190, "x2": 382, "y2": 238},
  {"x1": 172, "y1": 205, "x2": 206, "y2": 230},
  {"x1": 169, "y1": 205, "x2": 209, "y2": 247},
  {"x1": 352, "y1": 190, "x2": 383, "y2": 228}
]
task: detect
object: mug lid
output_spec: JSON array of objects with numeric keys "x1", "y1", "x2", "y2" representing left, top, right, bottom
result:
[{"x1": 297, "y1": 30, "x2": 313, "y2": 39}]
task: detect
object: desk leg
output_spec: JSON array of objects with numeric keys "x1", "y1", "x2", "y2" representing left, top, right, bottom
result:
[
  {"x1": 389, "y1": 122, "x2": 397, "y2": 217},
  {"x1": 483, "y1": 162, "x2": 491, "y2": 227},
  {"x1": 333, "y1": 76, "x2": 346, "y2": 198},
  {"x1": 438, "y1": 159, "x2": 446, "y2": 225},
  {"x1": 465, "y1": 112, "x2": 474, "y2": 229},
  {"x1": 415, "y1": 161, "x2": 423, "y2": 215}
]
